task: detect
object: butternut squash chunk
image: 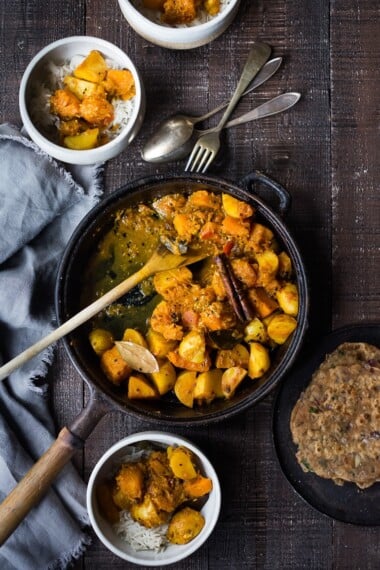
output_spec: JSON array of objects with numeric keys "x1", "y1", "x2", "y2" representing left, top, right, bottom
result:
[{"x1": 100, "y1": 345, "x2": 131, "y2": 385}]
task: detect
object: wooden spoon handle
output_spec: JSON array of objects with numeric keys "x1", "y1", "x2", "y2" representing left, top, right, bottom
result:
[
  {"x1": 0, "y1": 264, "x2": 150, "y2": 381},
  {"x1": 0, "y1": 427, "x2": 81, "y2": 545}
]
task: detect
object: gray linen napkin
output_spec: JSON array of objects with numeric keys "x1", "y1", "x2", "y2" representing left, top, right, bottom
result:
[{"x1": 0, "y1": 123, "x2": 104, "y2": 569}]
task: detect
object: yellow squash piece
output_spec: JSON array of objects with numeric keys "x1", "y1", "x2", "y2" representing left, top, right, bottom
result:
[
  {"x1": 63, "y1": 127, "x2": 99, "y2": 150},
  {"x1": 73, "y1": 50, "x2": 108, "y2": 83}
]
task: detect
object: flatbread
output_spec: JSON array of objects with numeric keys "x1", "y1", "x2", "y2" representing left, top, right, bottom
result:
[{"x1": 290, "y1": 342, "x2": 380, "y2": 489}]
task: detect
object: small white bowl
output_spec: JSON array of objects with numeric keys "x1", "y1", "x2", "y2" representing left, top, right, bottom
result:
[
  {"x1": 117, "y1": 0, "x2": 241, "y2": 50},
  {"x1": 19, "y1": 36, "x2": 145, "y2": 165},
  {"x1": 86, "y1": 431, "x2": 221, "y2": 566}
]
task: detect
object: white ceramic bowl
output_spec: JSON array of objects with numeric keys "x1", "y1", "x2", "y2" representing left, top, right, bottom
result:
[
  {"x1": 86, "y1": 431, "x2": 221, "y2": 566},
  {"x1": 117, "y1": 0, "x2": 241, "y2": 49},
  {"x1": 19, "y1": 36, "x2": 145, "y2": 165}
]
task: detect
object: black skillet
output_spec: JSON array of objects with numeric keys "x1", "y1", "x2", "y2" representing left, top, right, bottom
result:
[
  {"x1": 0, "y1": 171, "x2": 309, "y2": 543},
  {"x1": 273, "y1": 323, "x2": 380, "y2": 525}
]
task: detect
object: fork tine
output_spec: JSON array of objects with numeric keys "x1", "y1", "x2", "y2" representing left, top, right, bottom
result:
[
  {"x1": 199, "y1": 150, "x2": 215, "y2": 173},
  {"x1": 184, "y1": 145, "x2": 201, "y2": 171},
  {"x1": 191, "y1": 148, "x2": 207, "y2": 172},
  {"x1": 195, "y1": 148, "x2": 212, "y2": 172}
]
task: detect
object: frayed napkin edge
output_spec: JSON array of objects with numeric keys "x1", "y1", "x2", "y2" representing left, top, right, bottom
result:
[
  {"x1": 1, "y1": 124, "x2": 106, "y2": 395},
  {"x1": 47, "y1": 531, "x2": 92, "y2": 570},
  {"x1": 0, "y1": 126, "x2": 104, "y2": 199}
]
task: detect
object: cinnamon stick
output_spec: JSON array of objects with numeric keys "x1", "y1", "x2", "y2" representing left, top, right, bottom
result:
[{"x1": 214, "y1": 254, "x2": 255, "y2": 322}]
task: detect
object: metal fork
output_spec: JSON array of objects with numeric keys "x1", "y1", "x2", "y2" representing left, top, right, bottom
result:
[{"x1": 185, "y1": 41, "x2": 271, "y2": 173}]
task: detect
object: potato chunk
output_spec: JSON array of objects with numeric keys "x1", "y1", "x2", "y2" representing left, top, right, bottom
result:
[
  {"x1": 276, "y1": 283, "x2": 299, "y2": 316},
  {"x1": 146, "y1": 327, "x2": 178, "y2": 357},
  {"x1": 149, "y1": 360, "x2": 176, "y2": 395},
  {"x1": 178, "y1": 330, "x2": 206, "y2": 364},
  {"x1": 89, "y1": 328, "x2": 114, "y2": 356},
  {"x1": 221, "y1": 366, "x2": 247, "y2": 398},
  {"x1": 267, "y1": 314, "x2": 297, "y2": 344},
  {"x1": 215, "y1": 343, "x2": 249, "y2": 369},
  {"x1": 248, "y1": 342, "x2": 271, "y2": 379},
  {"x1": 167, "y1": 507, "x2": 205, "y2": 545},
  {"x1": 193, "y1": 369, "x2": 224, "y2": 403},
  {"x1": 174, "y1": 370, "x2": 197, "y2": 408},
  {"x1": 128, "y1": 373, "x2": 158, "y2": 399}
]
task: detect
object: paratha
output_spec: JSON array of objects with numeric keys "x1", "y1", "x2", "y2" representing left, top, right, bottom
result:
[{"x1": 290, "y1": 342, "x2": 380, "y2": 489}]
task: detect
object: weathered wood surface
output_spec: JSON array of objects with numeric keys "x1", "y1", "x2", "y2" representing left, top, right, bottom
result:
[{"x1": 0, "y1": 0, "x2": 379, "y2": 568}]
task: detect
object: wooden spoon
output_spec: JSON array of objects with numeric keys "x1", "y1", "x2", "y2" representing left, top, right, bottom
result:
[{"x1": 0, "y1": 244, "x2": 207, "y2": 381}]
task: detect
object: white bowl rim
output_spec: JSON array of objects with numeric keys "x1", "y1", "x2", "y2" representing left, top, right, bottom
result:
[
  {"x1": 86, "y1": 430, "x2": 222, "y2": 566},
  {"x1": 118, "y1": 0, "x2": 240, "y2": 36},
  {"x1": 19, "y1": 35, "x2": 143, "y2": 163}
]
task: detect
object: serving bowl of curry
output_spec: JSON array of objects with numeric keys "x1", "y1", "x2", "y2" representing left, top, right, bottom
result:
[{"x1": 56, "y1": 171, "x2": 309, "y2": 425}]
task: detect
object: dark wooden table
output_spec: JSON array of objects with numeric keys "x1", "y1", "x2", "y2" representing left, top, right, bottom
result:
[{"x1": 1, "y1": 1, "x2": 379, "y2": 568}]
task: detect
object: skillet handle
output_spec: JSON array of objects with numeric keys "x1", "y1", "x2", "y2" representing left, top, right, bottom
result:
[
  {"x1": 240, "y1": 170, "x2": 291, "y2": 217},
  {"x1": 0, "y1": 388, "x2": 112, "y2": 545}
]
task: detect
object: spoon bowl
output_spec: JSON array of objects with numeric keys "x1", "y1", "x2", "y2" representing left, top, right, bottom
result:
[
  {"x1": 141, "y1": 57, "x2": 282, "y2": 163},
  {"x1": 142, "y1": 92, "x2": 301, "y2": 164}
]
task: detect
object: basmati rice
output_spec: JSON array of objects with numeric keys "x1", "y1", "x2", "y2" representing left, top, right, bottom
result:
[
  {"x1": 132, "y1": 0, "x2": 231, "y2": 28},
  {"x1": 114, "y1": 510, "x2": 169, "y2": 552},
  {"x1": 29, "y1": 54, "x2": 135, "y2": 146}
]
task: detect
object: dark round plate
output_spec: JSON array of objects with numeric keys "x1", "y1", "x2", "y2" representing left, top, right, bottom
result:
[{"x1": 273, "y1": 323, "x2": 380, "y2": 525}]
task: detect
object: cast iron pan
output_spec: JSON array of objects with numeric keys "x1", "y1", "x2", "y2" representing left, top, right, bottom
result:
[
  {"x1": 273, "y1": 323, "x2": 380, "y2": 525},
  {"x1": 0, "y1": 171, "x2": 309, "y2": 543},
  {"x1": 56, "y1": 171, "x2": 309, "y2": 425}
]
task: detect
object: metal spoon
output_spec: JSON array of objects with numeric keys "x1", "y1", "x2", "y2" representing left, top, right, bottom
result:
[
  {"x1": 143, "y1": 92, "x2": 301, "y2": 163},
  {"x1": 141, "y1": 57, "x2": 282, "y2": 163}
]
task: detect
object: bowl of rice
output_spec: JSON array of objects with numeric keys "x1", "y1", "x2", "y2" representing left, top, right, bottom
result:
[
  {"x1": 86, "y1": 431, "x2": 221, "y2": 565},
  {"x1": 117, "y1": 0, "x2": 241, "y2": 49},
  {"x1": 19, "y1": 36, "x2": 145, "y2": 165}
]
